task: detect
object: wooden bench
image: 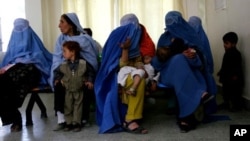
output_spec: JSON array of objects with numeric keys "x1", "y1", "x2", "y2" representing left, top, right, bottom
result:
[{"x1": 25, "y1": 85, "x2": 52, "y2": 126}]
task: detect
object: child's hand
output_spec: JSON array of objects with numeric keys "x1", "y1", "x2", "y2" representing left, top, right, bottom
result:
[
  {"x1": 183, "y1": 48, "x2": 196, "y2": 59},
  {"x1": 60, "y1": 80, "x2": 64, "y2": 85},
  {"x1": 85, "y1": 81, "x2": 93, "y2": 89},
  {"x1": 150, "y1": 81, "x2": 157, "y2": 92},
  {"x1": 119, "y1": 37, "x2": 131, "y2": 49},
  {"x1": 54, "y1": 80, "x2": 59, "y2": 85}
]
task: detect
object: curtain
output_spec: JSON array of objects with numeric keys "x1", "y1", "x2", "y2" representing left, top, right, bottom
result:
[{"x1": 41, "y1": 0, "x2": 185, "y2": 52}]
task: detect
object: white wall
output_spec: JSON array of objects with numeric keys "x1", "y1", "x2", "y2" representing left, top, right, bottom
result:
[
  {"x1": 185, "y1": 0, "x2": 250, "y2": 100},
  {"x1": 25, "y1": 0, "x2": 43, "y2": 41},
  {"x1": 25, "y1": 0, "x2": 62, "y2": 52},
  {"x1": 206, "y1": 0, "x2": 250, "y2": 100}
]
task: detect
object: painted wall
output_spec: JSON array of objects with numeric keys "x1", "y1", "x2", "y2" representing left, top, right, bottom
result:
[
  {"x1": 25, "y1": 0, "x2": 43, "y2": 41},
  {"x1": 185, "y1": 0, "x2": 250, "y2": 100},
  {"x1": 25, "y1": 0, "x2": 62, "y2": 52},
  {"x1": 206, "y1": 0, "x2": 250, "y2": 100}
]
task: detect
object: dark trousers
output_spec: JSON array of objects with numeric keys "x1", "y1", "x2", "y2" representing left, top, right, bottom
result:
[
  {"x1": 0, "y1": 63, "x2": 40, "y2": 126},
  {"x1": 222, "y1": 82, "x2": 243, "y2": 110},
  {"x1": 82, "y1": 86, "x2": 95, "y2": 122},
  {"x1": 54, "y1": 82, "x2": 66, "y2": 113}
]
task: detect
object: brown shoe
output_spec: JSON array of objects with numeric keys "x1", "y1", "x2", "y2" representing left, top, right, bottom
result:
[{"x1": 64, "y1": 124, "x2": 73, "y2": 132}]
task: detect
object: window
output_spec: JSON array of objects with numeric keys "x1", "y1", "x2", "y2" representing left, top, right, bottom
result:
[{"x1": 0, "y1": 0, "x2": 25, "y2": 52}]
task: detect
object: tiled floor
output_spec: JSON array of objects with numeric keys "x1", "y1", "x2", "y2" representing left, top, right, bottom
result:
[{"x1": 1, "y1": 93, "x2": 250, "y2": 141}]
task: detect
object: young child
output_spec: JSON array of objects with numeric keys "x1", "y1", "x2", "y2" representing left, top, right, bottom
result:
[
  {"x1": 54, "y1": 41, "x2": 95, "y2": 132},
  {"x1": 217, "y1": 32, "x2": 244, "y2": 112},
  {"x1": 117, "y1": 53, "x2": 158, "y2": 96}
]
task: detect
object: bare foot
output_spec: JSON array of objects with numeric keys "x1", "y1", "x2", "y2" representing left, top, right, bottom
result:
[{"x1": 125, "y1": 88, "x2": 136, "y2": 96}]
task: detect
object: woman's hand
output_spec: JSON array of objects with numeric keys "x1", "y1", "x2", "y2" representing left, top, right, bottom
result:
[
  {"x1": 0, "y1": 68, "x2": 6, "y2": 75},
  {"x1": 183, "y1": 48, "x2": 196, "y2": 59}
]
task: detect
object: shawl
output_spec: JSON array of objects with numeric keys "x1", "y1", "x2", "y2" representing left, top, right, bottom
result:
[
  {"x1": 66, "y1": 12, "x2": 85, "y2": 34},
  {"x1": 139, "y1": 24, "x2": 155, "y2": 57}
]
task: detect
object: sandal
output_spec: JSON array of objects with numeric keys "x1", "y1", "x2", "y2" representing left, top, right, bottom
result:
[
  {"x1": 123, "y1": 120, "x2": 148, "y2": 134},
  {"x1": 126, "y1": 88, "x2": 136, "y2": 96}
]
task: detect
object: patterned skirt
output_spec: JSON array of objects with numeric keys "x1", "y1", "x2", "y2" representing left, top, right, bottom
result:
[{"x1": 0, "y1": 63, "x2": 41, "y2": 124}]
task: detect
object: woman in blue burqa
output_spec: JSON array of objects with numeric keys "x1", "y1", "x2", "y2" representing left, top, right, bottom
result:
[
  {"x1": 152, "y1": 11, "x2": 217, "y2": 132},
  {"x1": 158, "y1": 11, "x2": 217, "y2": 97},
  {"x1": 188, "y1": 16, "x2": 214, "y2": 74},
  {"x1": 0, "y1": 18, "x2": 52, "y2": 132},
  {"x1": 94, "y1": 13, "x2": 155, "y2": 134}
]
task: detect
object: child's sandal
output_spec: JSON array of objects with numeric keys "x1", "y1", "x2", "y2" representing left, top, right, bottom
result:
[{"x1": 126, "y1": 88, "x2": 136, "y2": 96}]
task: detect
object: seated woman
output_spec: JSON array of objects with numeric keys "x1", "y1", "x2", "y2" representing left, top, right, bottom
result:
[
  {"x1": 159, "y1": 11, "x2": 217, "y2": 98},
  {"x1": 50, "y1": 13, "x2": 98, "y2": 131},
  {"x1": 0, "y1": 18, "x2": 52, "y2": 132},
  {"x1": 158, "y1": 11, "x2": 217, "y2": 115},
  {"x1": 152, "y1": 46, "x2": 214, "y2": 133},
  {"x1": 94, "y1": 13, "x2": 155, "y2": 134},
  {"x1": 152, "y1": 11, "x2": 215, "y2": 133}
]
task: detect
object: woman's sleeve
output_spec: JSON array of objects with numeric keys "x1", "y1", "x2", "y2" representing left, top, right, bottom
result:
[{"x1": 85, "y1": 61, "x2": 96, "y2": 83}]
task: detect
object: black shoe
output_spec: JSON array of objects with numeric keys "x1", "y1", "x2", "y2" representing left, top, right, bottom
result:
[{"x1": 201, "y1": 93, "x2": 214, "y2": 104}]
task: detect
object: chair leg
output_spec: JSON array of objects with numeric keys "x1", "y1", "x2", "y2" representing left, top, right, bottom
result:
[
  {"x1": 26, "y1": 93, "x2": 36, "y2": 124},
  {"x1": 32, "y1": 92, "x2": 46, "y2": 113}
]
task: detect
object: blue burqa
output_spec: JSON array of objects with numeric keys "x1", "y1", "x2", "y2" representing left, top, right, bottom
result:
[
  {"x1": 158, "y1": 11, "x2": 217, "y2": 96},
  {"x1": 156, "y1": 11, "x2": 217, "y2": 115},
  {"x1": 0, "y1": 18, "x2": 52, "y2": 85},
  {"x1": 94, "y1": 23, "x2": 141, "y2": 133},
  {"x1": 188, "y1": 16, "x2": 214, "y2": 74},
  {"x1": 152, "y1": 53, "x2": 206, "y2": 118}
]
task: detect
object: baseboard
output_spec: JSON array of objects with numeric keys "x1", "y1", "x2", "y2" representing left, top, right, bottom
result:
[
  {"x1": 243, "y1": 97, "x2": 250, "y2": 110},
  {"x1": 217, "y1": 85, "x2": 250, "y2": 111}
]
